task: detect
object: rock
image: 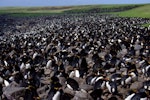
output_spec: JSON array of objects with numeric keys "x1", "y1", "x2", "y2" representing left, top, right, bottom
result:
[
  {"x1": 130, "y1": 81, "x2": 143, "y2": 90},
  {"x1": 79, "y1": 84, "x2": 93, "y2": 92},
  {"x1": 63, "y1": 88, "x2": 75, "y2": 96},
  {"x1": 75, "y1": 91, "x2": 88, "y2": 99}
]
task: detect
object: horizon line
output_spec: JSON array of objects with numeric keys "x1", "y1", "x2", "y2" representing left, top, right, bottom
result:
[{"x1": 0, "y1": 3, "x2": 149, "y2": 8}]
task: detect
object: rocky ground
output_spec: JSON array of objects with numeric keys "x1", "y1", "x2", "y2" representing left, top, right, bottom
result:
[{"x1": 0, "y1": 14, "x2": 150, "y2": 100}]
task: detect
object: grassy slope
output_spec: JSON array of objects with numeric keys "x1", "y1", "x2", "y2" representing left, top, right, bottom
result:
[
  {"x1": 113, "y1": 4, "x2": 150, "y2": 18},
  {"x1": 0, "y1": 5, "x2": 130, "y2": 14},
  {"x1": 0, "y1": 4, "x2": 150, "y2": 18}
]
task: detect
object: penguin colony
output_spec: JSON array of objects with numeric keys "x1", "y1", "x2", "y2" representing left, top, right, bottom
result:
[{"x1": 0, "y1": 14, "x2": 150, "y2": 100}]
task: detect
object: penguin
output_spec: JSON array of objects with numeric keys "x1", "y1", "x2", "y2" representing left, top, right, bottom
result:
[
  {"x1": 24, "y1": 84, "x2": 40, "y2": 100},
  {"x1": 60, "y1": 92, "x2": 74, "y2": 100},
  {"x1": 86, "y1": 73, "x2": 104, "y2": 86},
  {"x1": 141, "y1": 63, "x2": 150, "y2": 76},
  {"x1": 90, "y1": 89, "x2": 103, "y2": 100},
  {"x1": 47, "y1": 82, "x2": 62, "y2": 100},
  {"x1": 125, "y1": 90, "x2": 136, "y2": 100},
  {"x1": 86, "y1": 74, "x2": 96, "y2": 85},
  {"x1": 126, "y1": 62, "x2": 137, "y2": 75},
  {"x1": 143, "y1": 65, "x2": 150, "y2": 79},
  {"x1": 79, "y1": 57, "x2": 88, "y2": 78},
  {"x1": 50, "y1": 76, "x2": 60, "y2": 87},
  {"x1": 92, "y1": 60, "x2": 103, "y2": 74},
  {"x1": 106, "y1": 80, "x2": 118, "y2": 95},
  {"x1": 130, "y1": 92, "x2": 148, "y2": 100},
  {"x1": 121, "y1": 75, "x2": 132, "y2": 88},
  {"x1": 94, "y1": 78, "x2": 106, "y2": 90},
  {"x1": 110, "y1": 73, "x2": 122, "y2": 85},
  {"x1": 143, "y1": 80, "x2": 150, "y2": 91},
  {"x1": 92, "y1": 53, "x2": 100, "y2": 62},
  {"x1": 66, "y1": 78, "x2": 79, "y2": 91},
  {"x1": 46, "y1": 59, "x2": 52, "y2": 69},
  {"x1": 129, "y1": 71, "x2": 138, "y2": 82},
  {"x1": 4, "y1": 79, "x2": 10, "y2": 87},
  {"x1": 52, "y1": 89, "x2": 62, "y2": 100},
  {"x1": 69, "y1": 67, "x2": 80, "y2": 78}
]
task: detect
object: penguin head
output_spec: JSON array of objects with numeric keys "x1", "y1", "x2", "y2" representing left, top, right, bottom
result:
[
  {"x1": 50, "y1": 76, "x2": 59, "y2": 84},
  {"x1": 53, "y1": 82, "x2": 62, "y2": 90}
]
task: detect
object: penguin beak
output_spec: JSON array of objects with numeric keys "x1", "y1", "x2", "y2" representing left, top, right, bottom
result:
[
  {"x1": 104, "y1": 78, "x2": 110, "y2": 81},
  {"x1": 54, "y1": 87, "x2": 59, "y2": 90},
  {"x1": 128, "y1": 74, "x2": 132, "y2": 77},
  {"x1": 49, "y1": 79, "x2": 52, "y2": 82}
]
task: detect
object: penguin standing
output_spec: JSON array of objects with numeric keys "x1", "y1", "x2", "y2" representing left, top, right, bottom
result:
[
  {"x1": 143, "y1": 80, "x2": 150, "y2": 91},
  {"x1": 24, "y1": 84, "x2": 40, "y2": 100},
  {"x1": 66, "y1": 78, "x2": 79, "y2": 91},
  {"x1": 110, "y1": 73, "x2": 122, "y2": 85},
  {"x1": 94, "y1": 78, "x2": 106, "y2": 90},
  {"x1": 121, "y1": 75, "x2": 132, "y2": 88},
  {"x1": 69, "y1": 67, "x2": 80, "y2": 78},
  {"x1": 79, "y1": 57, "x2": 88, "y2": 78},
  {"x1": 106, "y1": 80, "x2": 118, "y2": 95},
  {"x1": 47, "y1": 82, "x2": 62, "y2": 100},
  {"x1": 90, "y1": 89, "x2": 103, "y2": 100},
  {"x1": 130, "y1": 92, "x2": 148, "y2": 100},
  {"x1": 86, "y1": 74, "x2": 96, "y2": 85},
  {"x1": 125, "y1": 90, "x2": 135, "y2": 100}
]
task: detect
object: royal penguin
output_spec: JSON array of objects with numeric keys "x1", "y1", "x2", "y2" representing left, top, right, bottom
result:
[
  {"x1": 125, "y1": 90, "x2": 136, "y2": 100},
  {"x1": 141, "y1": 62, "x2": 150, "y2": 76},
  {"x1": 50, "y1": 76, "x2": 60, "y2": 87},
  {"x1": 86, "y1": 74, "x2": 96, "y2": 85},
  {"x1": 90, "y1": 89, "x2": 103, "y2": 100},
  {"x1": 4, "y1": 79, "x2": 10, "y2": 87},
  {"x1": 110, "y1": 73, "x2": 122, "y2": 85},
  {"x1": 130, "y1": 92, "x2": 148, "y2": 100},
  {"x1": 142, "y1": 64, "x2": 150, "y2": 79},
  {"x1": 47, "y1": 82, "x2": 63, "y2": 100},
  {"x1": 24, "y1": 82, "x2": 40, "y2": 100},
  {"x1": 65, "y1": 78, "x2": 79, "y2": 91},
  {"x1": 69, "y1": 67, "x2": 80, "y2": 78},
  {"x1": 143, "y1": 80, "x2": 150, "y2": 91},
  {"x1": 121, "y1": 75, "x2": 132, "y2": 88},
  {"x1": 126, "y1": 62, "x2": 138, "y2": 76},
  {"x1": 79, "y1": 57, "x2": 88, "y2": 78},
  {"x1": 94, "y1": 78, "x2": 106, "y2": 90},
  {"x1": 86, "y1": 73, "x2": 104, "y2": 86},
  {"x1": 106, "y1": 80, "x2": 118, "y2": 95},
  {"x1": 46, "y1": 59, "x2": 52, "y2": 69},
  {"x1": 60, "y1": 92, "x2": 74, "y2": 100}
]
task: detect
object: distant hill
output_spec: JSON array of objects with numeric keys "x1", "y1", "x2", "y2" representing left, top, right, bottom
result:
[{"x1": 0, "y1": 4, "x2": 150, "y2": 18}]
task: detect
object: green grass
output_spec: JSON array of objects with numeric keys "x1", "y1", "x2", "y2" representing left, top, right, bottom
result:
[
  {"x1": 112, "y1": 4, "x2": 150, "y2": 18},
  {"x1": 0, "y1": 4, "x2": 150, "y2": 18},
  {"x1": 142, "y1": 23, "x2": 150, "y2": 27}
]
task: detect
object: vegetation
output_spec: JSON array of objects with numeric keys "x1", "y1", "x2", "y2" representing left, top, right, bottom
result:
[
  {"x1": 0, "y1": 4, "x2": 150, "y2": 18},
  {"x1": 113, "y1": 4, "x2": 150, "y2": 18},
  {"x1": 142, "y1": 23, "x2": 150, "y2": 27}
]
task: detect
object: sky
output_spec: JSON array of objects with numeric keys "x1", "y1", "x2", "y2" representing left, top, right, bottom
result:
[{"x1": 0, "y1": 0, "x2": 150, "y2": 7}]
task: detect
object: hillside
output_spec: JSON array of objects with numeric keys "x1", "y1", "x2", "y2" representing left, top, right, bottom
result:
[{"x1": 0, "y1": 4, "x2": 150, "y2": 18}]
